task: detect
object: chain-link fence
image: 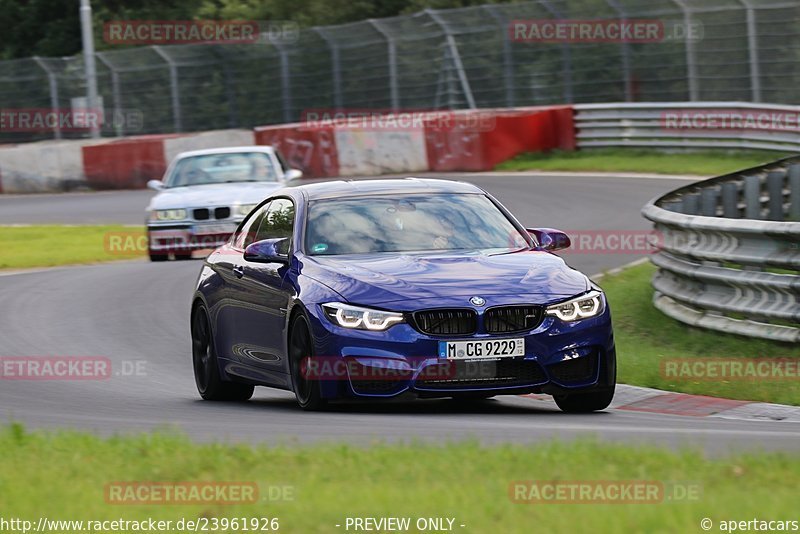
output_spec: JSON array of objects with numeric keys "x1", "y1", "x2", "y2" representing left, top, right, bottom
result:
[{"x1": 1, "y1": 0, "x2": 799, "y2": 143}]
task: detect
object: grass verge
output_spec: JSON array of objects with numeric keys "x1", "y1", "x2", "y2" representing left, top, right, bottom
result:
[
  {"x1": 0, "y1": 225, "x2": 145, "y2": 270},
  {"x1": 1, "y1": 425, "x2": 798, "y2": 533},
  {"x1": 496, "y1": 148, "x2": 791, "y2": 176},
  {"x1": 601, "y1": 262, "x2": 800, "y2": 405}
]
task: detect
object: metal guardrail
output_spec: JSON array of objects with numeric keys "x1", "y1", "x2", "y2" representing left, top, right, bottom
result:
[
  {"x1": 576, "y1": 102, "x2": 800, "y2": 152},
  {"x1": 642, "y1": 156, "x2": 800, "y2": 343}
]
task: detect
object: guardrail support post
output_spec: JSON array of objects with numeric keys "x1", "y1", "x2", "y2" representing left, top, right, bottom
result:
[
  {"x1": 682, "y1": 193, "x2": 700, "y2": 215},
  {"x1": 722, "y1": 182, "x2": 739, "y2": 218},
  {"x1": 767, "y1": 170, "x2": 786, "y2": 221},
  {"x1": 701, "y1": 188, "x2": 719, "y2": 217},
  {"x1": 744, "y1": 175, "x2": 762, "y2": 219},
  {"x1": 790, "y1": 164, "x2": 800, "y2": 221}
]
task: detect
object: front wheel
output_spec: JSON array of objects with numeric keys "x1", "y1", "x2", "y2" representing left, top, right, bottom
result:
[
  {"x1": 149, "y1": 251, "x2": 168, "y2": 262},
  {"x1": 191, "y1": 304, "x2": 254, "y2": 401},
  {"x1": 289, "y1": 313, "x2": 327, "y2": 411}
]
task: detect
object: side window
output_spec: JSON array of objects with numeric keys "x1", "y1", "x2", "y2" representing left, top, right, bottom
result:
[
  {"x1": 253, "y1": 198, "x2": 295, "y2": 254},
  {"x1": 233, "y1": 203, "x2": 270, "y2": 249}
]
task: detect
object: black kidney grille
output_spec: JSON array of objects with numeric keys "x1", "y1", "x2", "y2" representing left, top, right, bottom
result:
[
  {"x1": 214, "y1": 207, "x2": 231, "y2": 220},
  {"x1": 413, "y1": 309, "x2": 476, "y2": 335},
  {"x1": 485, "y1": 306, "x2": 544, "y2": 334},
  {"x1": 193, "y1": 208, "x2": 210, "y2": 220}
]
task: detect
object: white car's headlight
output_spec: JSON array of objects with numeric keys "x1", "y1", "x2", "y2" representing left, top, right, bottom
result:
[
  {"x1": 322, "y1": 303, "x2": 405, "y2": 331},
  {"x1": 236, "y1": 204, "x2": 258, "y2": 217},
  {"x1": 153, "y1": 209, "x2": 187, "y2": 221},
  {"x1": 545, "y1": 290, "x2": 605, "y2": 322}
]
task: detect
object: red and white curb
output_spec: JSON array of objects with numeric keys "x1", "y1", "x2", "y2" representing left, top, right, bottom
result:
[{"x1": 524, "y1": 384, "x2": 800, "y2": 421}]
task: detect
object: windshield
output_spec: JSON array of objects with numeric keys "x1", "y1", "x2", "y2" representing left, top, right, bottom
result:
[
  {"x1": 164, "y1": 152, "x2": 278, "y2": 188},
  {"x1": 305, "y1": 194, "x2": 530, "y2": 255}
]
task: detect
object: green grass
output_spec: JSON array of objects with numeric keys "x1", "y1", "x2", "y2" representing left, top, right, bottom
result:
[
  {"x1": 496, "y1": 149, "x2": 792, "y2": 176},
  {"x1": 0, "y1": 225, "x2": 146, "y2": 269},
  {"x1": 601, "y1": 262, "x2": 800, "y2": 405},
  {"x1": 1, "y1": 425, "x2": 799, "y2": 533}
]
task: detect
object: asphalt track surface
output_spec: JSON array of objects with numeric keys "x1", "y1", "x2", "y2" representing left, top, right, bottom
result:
[{"x1": 2, "y1": 172, "x2": 799, "y2": 453}]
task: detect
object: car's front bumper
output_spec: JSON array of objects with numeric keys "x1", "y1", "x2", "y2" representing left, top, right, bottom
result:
[
  {"x1": 305, "y1": 303, "x2": 616, "y2": 400},
  {"x1": 147, "y1": 221, "x2": 241, "y2": 253}
]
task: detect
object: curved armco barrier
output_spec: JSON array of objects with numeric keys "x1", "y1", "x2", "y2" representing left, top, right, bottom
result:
[{"x1": 642, "y1": 156, "x2": 800, "y2": 342}]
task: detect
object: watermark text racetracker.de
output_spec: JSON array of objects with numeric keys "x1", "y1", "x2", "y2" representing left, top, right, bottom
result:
[
  {"x1": 509, "y1": 480, "x2": 701, "y2": 504},
  {"x1": 509, "y1": 19, "x2": 703, "y2": 43},
  {"x1": 0, "y1": 357, "x2": 146, "y2": 380},
  {"x1": 0, "y1": 517, "x2": 281, "y2": 533},
  {"x1": 662, "y1": 109, "x2": 800, "y2": 133},
  {"x1": 661, "y1": 358, "x2": 800, "y2": 382},
  {"x1": 0, "y1": 108, "x2": 143, "y2": 133}
]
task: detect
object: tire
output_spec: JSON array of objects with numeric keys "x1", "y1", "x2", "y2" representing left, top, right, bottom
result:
[
  {"x1": 288, "y1": 313, "x2": 327, "y2": 411},
  {"x1": 191, "y1": 304, "x2": 254, "y2": 402},
  {"x1": 174, "y1": 252, "x2": 193, "y2": 261},
  {"x1": 149, "y1": 252, "x2": 168, "y2": 262},
  {"x1": 554, "y1": 387, "x2": 615, "y2": 413}
]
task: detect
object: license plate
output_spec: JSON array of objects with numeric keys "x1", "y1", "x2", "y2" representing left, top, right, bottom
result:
[
  {"x1": 439, "y1": 338, "x2": 525, "y2": 360},
  {"x1": 192, "y1": 224, "x2": 236, "y2": 235}
]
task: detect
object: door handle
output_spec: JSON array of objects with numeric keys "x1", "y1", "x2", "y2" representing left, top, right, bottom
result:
[{"x1": 232, "y1": 265, "x2": 244, "y2": 278}]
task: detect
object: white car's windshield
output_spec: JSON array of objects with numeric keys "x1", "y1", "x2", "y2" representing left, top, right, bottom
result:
[{"x1": 165, "y1": 152, "x2": 278, "y2": 188}]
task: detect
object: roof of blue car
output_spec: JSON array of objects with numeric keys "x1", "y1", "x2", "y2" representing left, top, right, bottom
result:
[{"x1": 289, "y1": 178, "x2": 483, "y2": 200}]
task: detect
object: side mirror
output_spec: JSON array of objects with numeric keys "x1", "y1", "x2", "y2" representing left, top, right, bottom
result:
[
  {"x1": 284, "y1": 169, "x2": 303, "y2": 181},
  {"x1": 527, "y1": 228, "x2": 571, "y2": 252},
  {"x1": 244, "y1": 238, "x2": 290, "y2": 264},
  {"x1": 147, "y1": 179, "x2": 164, "y2": 191}
]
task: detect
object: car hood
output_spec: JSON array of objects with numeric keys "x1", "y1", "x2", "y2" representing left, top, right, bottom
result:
[
  {"x1": 302, "y1": 250, "x2": 590, "y2": 309},
  {"x1": 147, "y1": 182, "x2": 283, "y2": 210}
]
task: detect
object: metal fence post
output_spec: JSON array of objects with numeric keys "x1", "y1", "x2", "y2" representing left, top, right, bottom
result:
[
  {"x1": 538, "y1": 0, "x2": 574, "y2": 103},
  {"x1": 269, "y1": 37, "x2": 294, "y2": 124},
  {"x1": 369, "y1": 19, "x2": 399, "y2": 111},
  {"x1": 605, "y1": 0, "x2": 633, "y2": 102},
  {"x1": 426, "y1": 9, "x2": 476, "y2": 109},
  {"x1": 152, "y1": 46, "x2": 182, "y2": 133},
  {"x1": 671, "y1": 0, "x2": 699, "y2": 101},
  {"x1": 96, "y1": 52, "x2": 124, "y2": 137},
  {"x1": 483, "y1": 5, "x2": 515, "y2": 108},
  {"x1": 314, "y1": 28, "x2": 343, "y2": 110},
  {"x1": 738, "y1": 0, "x2": 762, "y2": 102},
  {"x1": 32, "y1": 57, "x2": 61, "y2": 140}
]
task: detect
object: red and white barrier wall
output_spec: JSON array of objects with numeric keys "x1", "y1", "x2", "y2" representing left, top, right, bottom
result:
[{"x1": 0, "y1": 108, "x2": 574, "y2": 193}]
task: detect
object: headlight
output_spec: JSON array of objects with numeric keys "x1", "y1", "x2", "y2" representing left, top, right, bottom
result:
[
  {"x1": 153, "y1": 209, "x2": 187, "y2": 221},
  {"x1": 236, "y1": 204, "x2": 258, "y2": 217},
  {"x1": 545, "y1": 290, "x2": 604, "y2": 322},
  {"x1": 322, "y1": 303, "x2": 405, "y2": 331}
]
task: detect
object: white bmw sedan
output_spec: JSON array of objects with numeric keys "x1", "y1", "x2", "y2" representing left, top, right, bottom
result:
[{"x1": 145, "y1": 146, "x2": 302, "y2": 261}]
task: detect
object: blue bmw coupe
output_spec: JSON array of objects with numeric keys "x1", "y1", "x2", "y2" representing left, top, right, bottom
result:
[{"x1": 191, "y1": 178, "x2": 616, "y2": 412}]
